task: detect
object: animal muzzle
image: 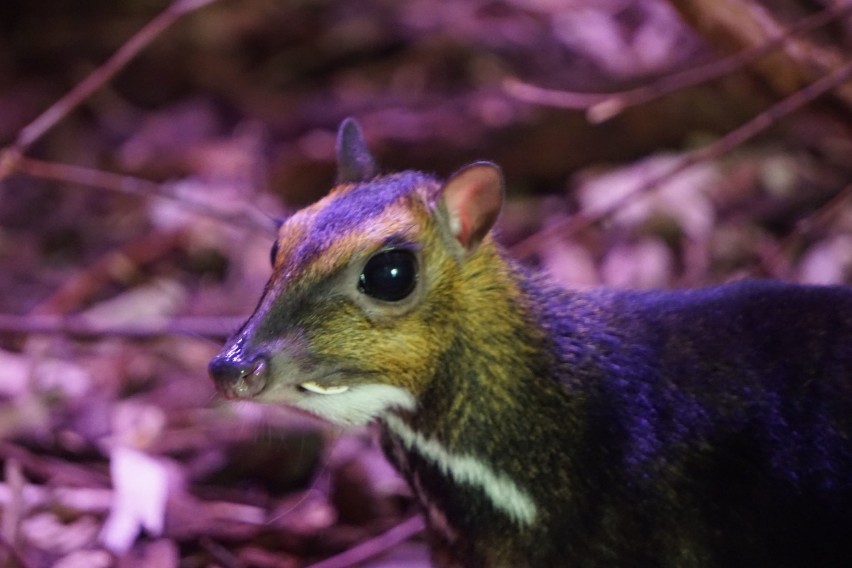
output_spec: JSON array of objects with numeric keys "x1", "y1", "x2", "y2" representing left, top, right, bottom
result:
[{"x1": 208, "y1": 351, "x2": 269, "y2": 399}]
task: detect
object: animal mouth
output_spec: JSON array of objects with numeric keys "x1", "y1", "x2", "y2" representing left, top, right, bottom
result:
[{"x1": 299, "y1": 381, "x2": 350, "y2": 395}]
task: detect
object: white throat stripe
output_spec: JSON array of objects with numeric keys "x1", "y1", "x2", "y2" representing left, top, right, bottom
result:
[{"x1": 383, "y1": 414, "x2": 538, "y2": 526}]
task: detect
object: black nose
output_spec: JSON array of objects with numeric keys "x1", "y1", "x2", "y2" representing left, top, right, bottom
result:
[{"x1": 208, "y1": 353, "x2": 269, "y2": 399}]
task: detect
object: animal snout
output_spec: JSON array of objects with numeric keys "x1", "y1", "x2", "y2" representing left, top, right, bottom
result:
[{"x1": 208, "y1": 352, "x2": 269, "y2": 399}]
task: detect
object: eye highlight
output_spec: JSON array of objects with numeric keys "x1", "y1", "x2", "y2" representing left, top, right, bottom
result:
[{"x1": 358, "y1": 249, "x2": 417, "y2": 302}]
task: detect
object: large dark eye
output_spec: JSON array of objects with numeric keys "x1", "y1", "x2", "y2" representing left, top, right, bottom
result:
[
  {"x1": 269, "y1": 240, "x2": 280, "y2": 267},
  {"x1": 359, "y1": 249, "x2": 417, "y2": 301}
]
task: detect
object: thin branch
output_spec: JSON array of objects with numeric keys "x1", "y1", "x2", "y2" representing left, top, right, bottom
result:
[
  {"x1": 789, "y1": 183, "x2": 852, "y2": 241},
  {"x1": 305, "y1": 516, "x2": 426, "y2": 568},
  {"x1": 10, "y1": 0, "x2": 221, "y2": 154},
  {"x1": 502, "y1": 80, "x2": 607, "y2": 111},
  {"x1": 752, "y1": 182, "x2": 852, "y2": 277},
  {"x1": 31, "y1": 229, "x2": 185, "y2": 316},
  {"x1": 510, "y1": 59, "x2": 852, "y2": 259},
  {"x1": 198, "y1": 537, "x2": 244, "y2": 568},
  {"x1": 14, "y1": 157, "x2": 277, "y2": 235},
  {"x1": 0, "y1": 0, "x2": 277, "y2": 236},
  {"x1": 0, "y1": 443, "x2": 112, "y2": 489},
  {"x1": 0, "y1": 460, "x2": 30, "y2": 568},
  {"x1": 0, "y1": 314, "x2": 244, "y2": 340},
  {"x1": 0, "y1": 532, "x2": 34, "y2": 568},
  {"x1": 755, "y1": 182, "x2": 852, "y2": 276},
  {"x1": 504, "y1": 3, "x2": 852, "y2": 123}
]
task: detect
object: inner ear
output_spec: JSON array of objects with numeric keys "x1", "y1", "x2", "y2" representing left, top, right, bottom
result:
[{"x1": 441, "y1": 162, "x2": 504, "y2": 251}]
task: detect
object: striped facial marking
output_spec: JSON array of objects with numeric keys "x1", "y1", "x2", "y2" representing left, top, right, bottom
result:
[{"x1": 272, "y1": 171, "x2": 440, "y2": 290}]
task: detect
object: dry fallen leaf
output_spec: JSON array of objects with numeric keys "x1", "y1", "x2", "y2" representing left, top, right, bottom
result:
[
  {"x1": 577, "y1": 154, "x2": 718, "y2": 240},
  {"x1": 797, "y1": 235, "x2": 852, "y2": 285},
  {"x1": 100, "y1": 446, "x2": 170, "y2": 554},
  {"x1": 600, "y1": 238, "x2": 675, "y2": 289},
  {"x1": 100, "y1": 403, "x2": 171, "y2": 554}
]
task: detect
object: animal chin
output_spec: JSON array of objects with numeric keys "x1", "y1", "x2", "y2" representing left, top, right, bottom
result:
[{"x1": 299, "y1": 381, "x2": 350, "y2": 395}]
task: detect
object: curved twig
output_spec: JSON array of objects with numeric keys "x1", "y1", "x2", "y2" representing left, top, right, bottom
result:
[
  {"x1": 510, "y1": 59, "x2": 852, "y2": 259},
  {"x1": 14, "y1": 157, "x2": 277, "y2": 235},
  {"x1": 0, "y1": 314, "x2": 244, "y2": 340},
  {"x1": 504, "y1": 3, "x2": 852, "y2": 123},
  {"x1": 305, "y1": 516, "x2": 426, "y2": 568},
  {"x1": 10, "y1": 0, "x2": 221, "y2": 154}
]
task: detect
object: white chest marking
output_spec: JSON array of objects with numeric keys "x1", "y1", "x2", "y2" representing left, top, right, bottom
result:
[{"x1": 383, "y1": 414, "x2": 538, "y2": 526}]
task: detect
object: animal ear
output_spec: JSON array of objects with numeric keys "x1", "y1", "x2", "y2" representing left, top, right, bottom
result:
[
  {"x1": 336, "y1": 118, "x2": 378, "y2": 184},
  {"x1": 441, "y1": 162, "x2": 504, "y2": 251}
]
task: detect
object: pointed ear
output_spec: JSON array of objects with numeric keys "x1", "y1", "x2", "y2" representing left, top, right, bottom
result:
[
  {"x1": 441, "y1": 162, "x2": 504, "y2": 251},
  {"x1": 336, "y1": 118, "x2": 378, "y2": 184}
]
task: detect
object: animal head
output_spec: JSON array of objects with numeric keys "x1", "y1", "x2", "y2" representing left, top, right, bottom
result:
[{"x1": 209, "y1": 119, "x2": 505, "y2": 425}]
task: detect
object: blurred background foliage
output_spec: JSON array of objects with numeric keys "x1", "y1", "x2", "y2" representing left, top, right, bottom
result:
[{"x1": 0, "y1": 0, "x2": 851, "y2": 566}]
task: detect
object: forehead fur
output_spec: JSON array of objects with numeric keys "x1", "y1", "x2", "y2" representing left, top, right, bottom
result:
[{"x1": 275, "y1": 170, "x2": 441, "y2": 283}]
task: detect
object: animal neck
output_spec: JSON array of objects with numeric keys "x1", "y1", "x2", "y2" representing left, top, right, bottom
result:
[{"x1": 378, "y1": 243, "x2": 593, "y2": 564}]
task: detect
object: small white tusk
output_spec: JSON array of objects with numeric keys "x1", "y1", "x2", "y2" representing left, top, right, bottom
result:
[{"x1": 300, "y1": 381, "x2": 350, "y2": 395}]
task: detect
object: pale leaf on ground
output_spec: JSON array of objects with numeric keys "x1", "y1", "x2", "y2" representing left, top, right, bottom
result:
[
  {"x1": 21, "y1": 512, "x2": 100, "y2": 555},
  {"x1": 601, "y1": 238, "x2": 675, "y2": 289},
  {"x1": 0, "y1": 349, "x2": 92, "y2": 399},
  {"x1": 100, "y1": 447, "x2": 169, "y2": 553},
  {"x1": 797, "y1": 235, "x2": 852, "y2": 285},
  {"x1": 52, "y1": 549, "x2": 112, "y2": 568},
  {"x1": 539, "y1": 240, "x2": 600, "y2": 288},
  {"x1": 81, "y1": 279, "x2": 186, "y2": 327},
  {"x1": 577, "y1": 154, "x2": 718, "y2": 239}
]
